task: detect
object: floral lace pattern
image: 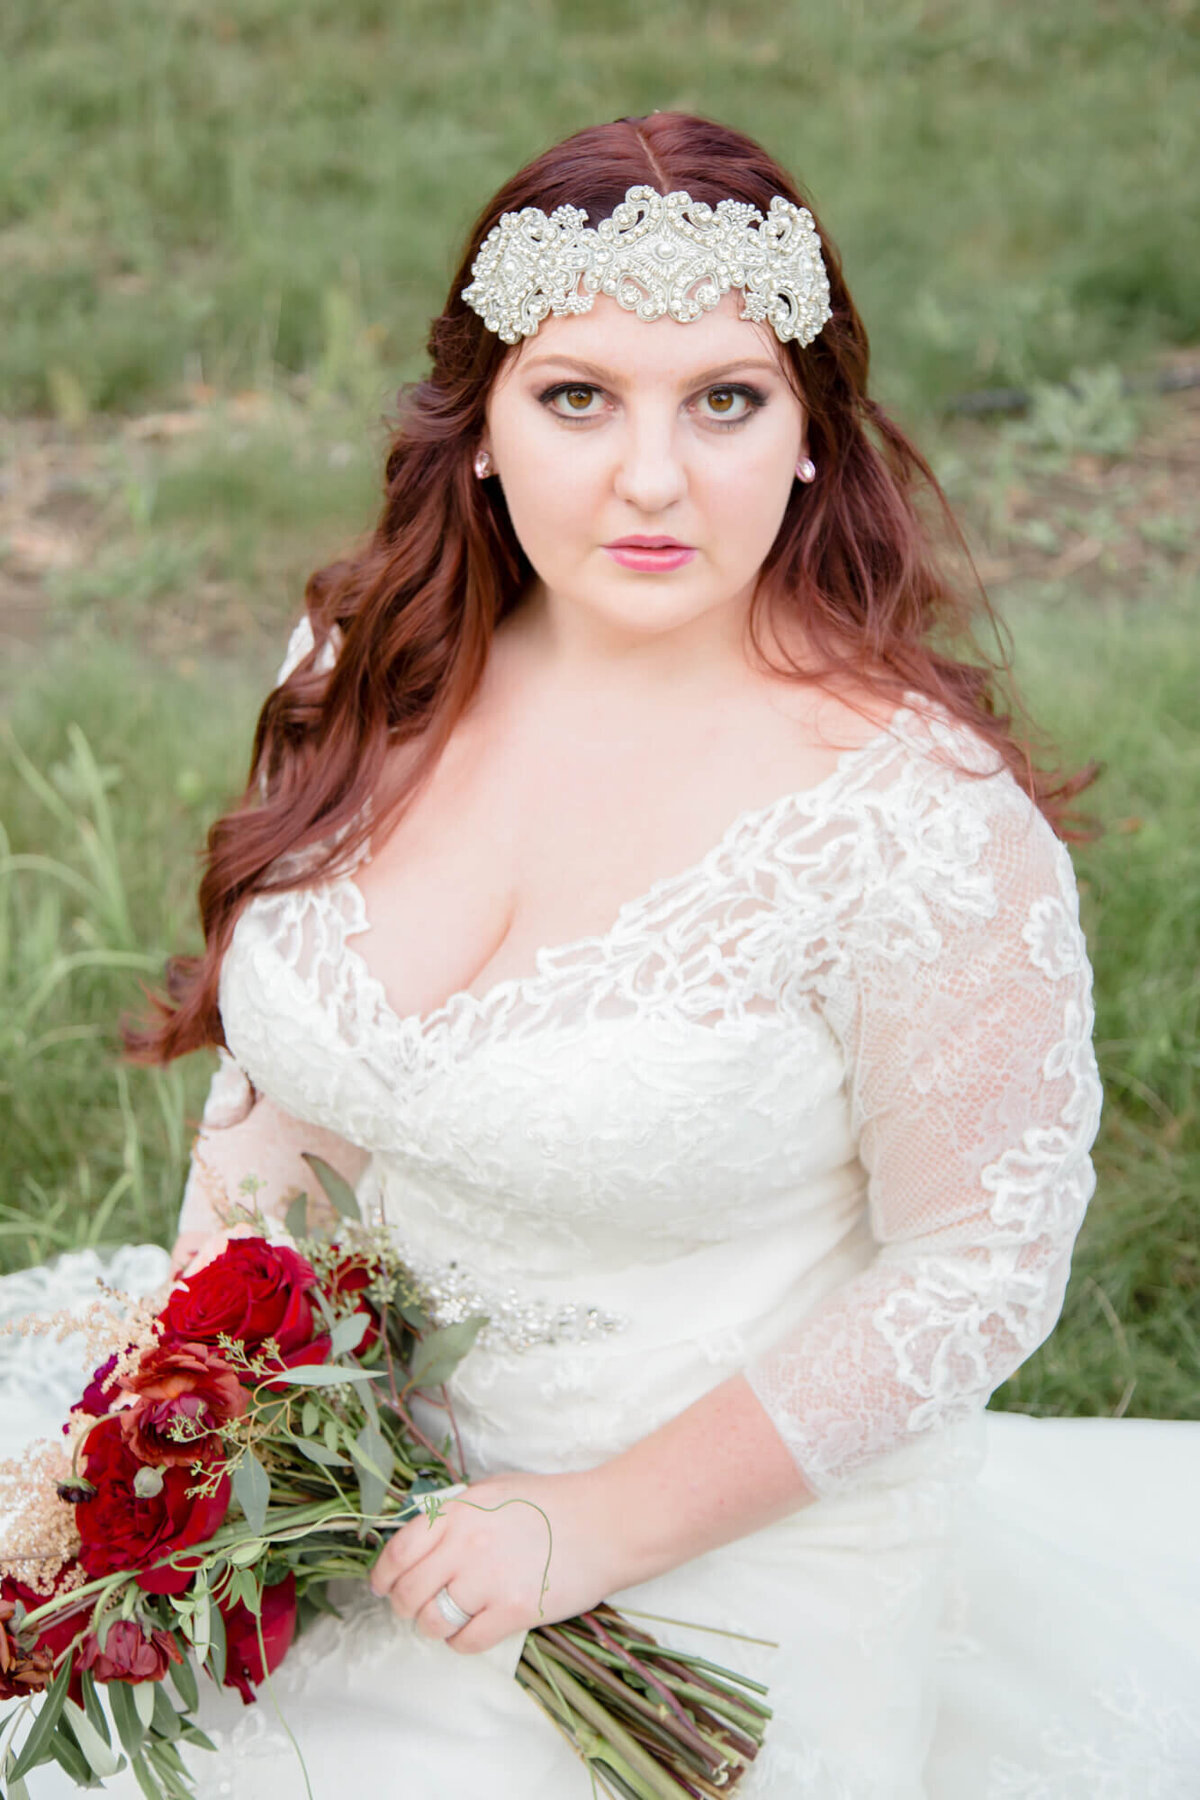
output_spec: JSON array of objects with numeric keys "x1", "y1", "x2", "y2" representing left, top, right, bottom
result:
[{"x1": 218, "y1": 699, "x2": 1101, "y2": 1495}]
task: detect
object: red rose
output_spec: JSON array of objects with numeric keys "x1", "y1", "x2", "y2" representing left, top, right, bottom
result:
[
  {"x1": 78, "y1": 1416, "x2": 230, "y2": 1596},
  {"x1": 218, "y1": 1573, "x2": 297, "y2": 1704},
  {"x1": 160, "y1": 1239, "x2": 318, "y2": 1359},
  {"x1": 118, "y1": 1341, "x2": 248, "y2": 1465},
  {"x1": 77, "y1": 1618, "x2": 183, "y2": 1684}
]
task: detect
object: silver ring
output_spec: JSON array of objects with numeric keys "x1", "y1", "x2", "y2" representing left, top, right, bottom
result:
[{"x1": 433, "y1": 1584, "x2": 474, "y2": 1631}]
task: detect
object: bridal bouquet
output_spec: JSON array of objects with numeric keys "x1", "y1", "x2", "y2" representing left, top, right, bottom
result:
[{"x1": 0, "y1": 1161, "x2": 771, "y2": 1800}]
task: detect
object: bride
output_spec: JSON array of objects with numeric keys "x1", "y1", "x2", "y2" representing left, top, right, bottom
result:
[{"x1": 3, "y1": 111, "x2": 1198, "y2": 1798}]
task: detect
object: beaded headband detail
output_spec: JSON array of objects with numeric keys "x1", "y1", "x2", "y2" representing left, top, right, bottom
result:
[{"x1": 460, "y1": 184, "x2": 832, "y2": 348}]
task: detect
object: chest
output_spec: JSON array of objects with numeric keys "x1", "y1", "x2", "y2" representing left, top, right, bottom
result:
[{"x1": 348, "y1": 718, "x2": 865, "y2": 1030}]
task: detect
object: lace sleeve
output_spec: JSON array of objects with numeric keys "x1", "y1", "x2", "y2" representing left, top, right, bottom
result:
[{"x1": 744, "y1": 769, "x2": 1104, "y2": 1497}]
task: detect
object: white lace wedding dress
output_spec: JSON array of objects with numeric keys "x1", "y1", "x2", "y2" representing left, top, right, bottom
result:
[{"x1": 3, "y1": 654, "x2": 1198, "y2": 1797}]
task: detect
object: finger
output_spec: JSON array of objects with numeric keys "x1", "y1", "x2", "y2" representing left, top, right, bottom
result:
[
  {"x1": 369, "y1": 1508, "x2": 448, "y2": 1597},
  {"x1": 443, "y1": 1606, "x2": 509, "y2": 1656},
  {"x1": 413, "y1": 1583, "x2": 473, "y2": 1643},
  {"x1": 379, "y1": 1543, "x2": 460, "y2": 1623}
]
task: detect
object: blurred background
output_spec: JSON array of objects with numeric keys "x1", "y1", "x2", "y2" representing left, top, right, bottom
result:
[{"x1": 0, "y1": 0, "x2": 1196, "y2": 1420}]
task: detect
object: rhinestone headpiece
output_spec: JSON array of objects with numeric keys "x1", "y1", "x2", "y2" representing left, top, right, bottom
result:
[{"x1": 460, "y1": 184, "x2": 832, "y2": 348}]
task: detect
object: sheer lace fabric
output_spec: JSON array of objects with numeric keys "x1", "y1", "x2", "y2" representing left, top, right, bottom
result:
[{"x1": 216, "y1": 689, "x2": 1102, "y2": 1497}]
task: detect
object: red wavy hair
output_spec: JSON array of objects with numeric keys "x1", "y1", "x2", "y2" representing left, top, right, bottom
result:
[{"x1": 126, "y1": 110, "x2": 1095, "y2": 1064}]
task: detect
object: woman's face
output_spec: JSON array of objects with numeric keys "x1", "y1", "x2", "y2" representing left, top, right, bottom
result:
[{"x1": 480, "y1": 290, "x2": 807, "y2": 649}]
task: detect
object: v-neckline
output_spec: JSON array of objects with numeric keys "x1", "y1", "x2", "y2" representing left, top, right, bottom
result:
[{"x1": 324, "y1": 702, "x2": 918, "y2": 1046}]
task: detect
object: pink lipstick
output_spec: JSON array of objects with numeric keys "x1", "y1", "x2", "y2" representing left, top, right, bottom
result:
[{"x1": 603, "y1": 536, "x2": 697, "y2": 573}]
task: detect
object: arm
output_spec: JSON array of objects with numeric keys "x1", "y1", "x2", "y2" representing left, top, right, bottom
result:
[
  {"x1": 171, "y1": 1053, "x2": 369, "y2": 1275},
  {"x1": 371, "y1": 778, "x2": 1103, "y2": 1651}
]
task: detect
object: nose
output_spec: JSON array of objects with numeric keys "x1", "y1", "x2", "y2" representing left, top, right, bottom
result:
[{"x1": 610, "y1": 404, "x2": 688, "y2": 514}]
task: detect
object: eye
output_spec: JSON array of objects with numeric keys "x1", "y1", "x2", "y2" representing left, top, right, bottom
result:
[
  {"x1": 694, "y1": 385, "x2": 767, "y2": 428},
  {"x1": 539, "y1": 382, "x2": 606, "y2": 419}
]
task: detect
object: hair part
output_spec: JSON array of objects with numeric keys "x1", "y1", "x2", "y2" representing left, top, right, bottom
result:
[{"x1": 125, "y1": 110, "x2": 1097, "y2": 1065}]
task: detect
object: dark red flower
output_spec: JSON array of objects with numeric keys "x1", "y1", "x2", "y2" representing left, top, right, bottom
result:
[
  {"x1": 325, "y1": 1255, "x2": 381, "y2": 1352},
  {"x1": 160, "y1": 1239, "x2": 318, "y2": 1360},
  {"x1": 78, "y1": 1416, "x2": 230, "y2": 1596},
  {"x1": 118, "y1": 1340, "x2": 248, "y2": 1465},
  {"x1": 0, "y1": 1572, "x2": 87, "y2": 1701},
  {"x1": 77, "y1": 1618, "x2": 183, "y2": 1684},
  {"x1": 0, "y1": 1598, "x2": 54, "y2": 1699},
  {"x1": 218, "y1": 1573, "x2": 297, "y2": 1704},
  {"x1": 73, "y1": 1353, "x2": 119, "y2": 1420}
]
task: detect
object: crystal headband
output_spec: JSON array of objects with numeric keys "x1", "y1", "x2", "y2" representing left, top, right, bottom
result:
[{"x1": 460, "y1": 183, "x2": 832, "y2": 348}]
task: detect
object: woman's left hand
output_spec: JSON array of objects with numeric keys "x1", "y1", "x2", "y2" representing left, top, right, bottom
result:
[{"x1": 368, "y1": 1468, "x2": 626, "y2": 1654}]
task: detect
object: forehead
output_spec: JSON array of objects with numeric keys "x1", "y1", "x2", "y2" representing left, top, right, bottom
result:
[{"x1": 494, "y1": 289, "x2": 790, "y2": 392}]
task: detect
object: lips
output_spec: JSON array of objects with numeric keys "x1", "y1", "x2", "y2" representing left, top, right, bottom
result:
[
  {"x1": 605, "y1": 537, "x2": 693, "y2": 550},
  {"x1": 603, "y1": 540, "x2": 698, "y2": 572}
]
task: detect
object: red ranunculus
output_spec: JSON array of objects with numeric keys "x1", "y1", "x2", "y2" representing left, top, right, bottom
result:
[
  {"x1": 77, "y1": 1618, "x2": 183, "y2": 1684},
  {"x1": 118, "y1": 1341, "x2": 249, "y2": 1465},
  {"x1": 160, "y1": 1238, "x2": 318, "y2": 1359},
  {"x1": 218, "y1": 1572, "x2": 297, "y2": 1704},
  {"x1": 78, "y1": 1416, "x2": 230, "y2": 1596}
]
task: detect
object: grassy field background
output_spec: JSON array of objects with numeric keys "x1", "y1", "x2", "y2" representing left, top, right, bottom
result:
[{"x1": 0, "y1": 0, "x2": 1197, "y2": 1421}]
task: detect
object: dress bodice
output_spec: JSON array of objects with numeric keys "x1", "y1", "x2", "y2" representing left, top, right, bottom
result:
[{"x1": 215, "y1": 686, "x2": 1103, "y2": 1496}]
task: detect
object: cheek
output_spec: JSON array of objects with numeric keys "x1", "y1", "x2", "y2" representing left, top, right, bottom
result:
[
  {"x1": 699, "y1": 455, "x2": 794, "y2": 558},
  {"x1": 502, "y1": 446, "x2": 595, "y2": 554}
]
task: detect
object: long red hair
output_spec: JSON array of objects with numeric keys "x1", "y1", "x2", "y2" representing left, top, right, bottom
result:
[{"x1": 126, "y1": 110, "x2": 1095, "y2": 1064}]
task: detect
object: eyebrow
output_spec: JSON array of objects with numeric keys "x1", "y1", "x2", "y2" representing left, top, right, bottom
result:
[{"x1": 519, "y1": 354, "x2": 784, "y2": 386}]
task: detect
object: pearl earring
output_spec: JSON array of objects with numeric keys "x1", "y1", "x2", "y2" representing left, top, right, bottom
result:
[
  {"x1": 795, "y1": 457, "x2": 816, "y2": 483},
  {"x1": 473, "y1": 449, "x2": 493, "y2": 479}
]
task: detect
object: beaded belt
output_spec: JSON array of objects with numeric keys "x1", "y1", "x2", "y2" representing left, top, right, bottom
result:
[{"x1": 397, "y1": 1241, "x2": 629, "y2": 1355}]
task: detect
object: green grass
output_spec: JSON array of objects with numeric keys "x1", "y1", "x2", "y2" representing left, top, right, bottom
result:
[
  {"x1": 991, "y1": 581, "x2": 1200, "y2": 1418},
  {"x1": 2, "y1": 1, "x2": 1198, "y2": 417},
  {"x1": 0, "y1": 642, "x2": 267, "y2": 1269}
]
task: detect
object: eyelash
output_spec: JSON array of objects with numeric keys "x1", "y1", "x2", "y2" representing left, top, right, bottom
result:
[{"x1": 536, "y1": 381, "x2": 768, "y2": 432}]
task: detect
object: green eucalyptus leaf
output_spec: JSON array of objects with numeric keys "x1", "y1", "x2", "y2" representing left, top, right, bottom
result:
[
  {"x1": 47, "y1": 1723, "x2": 97, "y2": 1787},
  {"x1": 108, "y1": 1675, "x2": 146, "y2": 1760},
  {"x1": 294, "y1": 1435, "x2": 353, "y2": 1468},
  {"x1": 130, "y1": 1747, "x2": 164, "y2": 1800},
  {"x1": 79, "y1": 1669, "x2": 112, "y2": 1747},
  {"x1": 300, "y1": 1153, "x2": 361, "y2": 1223},
  {"x1": 8, "y1": 1654, "x2": 74, "y2": 1780},
  {"x1": 133, "y1": 1679, "x2": 156, "y2": 1730},
  {"x1": 301, "y1": 1400, "x2": 320, "y2": 1437},
  {"x1": 169, "y1": 1651, "x2": 199, "y2": 1713},
  {"x1": 207, "y1": 1602, "x2": 227, "y2": 1690},
  {"x1": 177, "y1": 1723, "x2": 217, "y2": 1753},
  {"x1": 393, "y1": 1289, "x2": 429, "y2": 1333},
  {"x1": 409, "y1": 1316, "x2": 488, "y2": 1389},
  {"x1": 284, "y1": 1191, "x2": 310, "y2": 1239},
  {"x1": 232, "y1": 1449, "x2": 271, "y2": 1536},
  {"x1": 330, "y1": 1310, "x2": 370, "y2": 1357},
  {"x1": 272, "y1": 1363, "x2": 376, "y2": 1388},
  {"x1": 63, "y1": 1698, "x2": 123, "y2": 1779},
  {"x1": 351, "y1": 1417, "x2": 394, "y2": 1517},
  {"x1": 151, "y1": 1683, "x2": 182, "y2": 1740}
]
